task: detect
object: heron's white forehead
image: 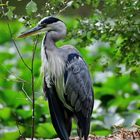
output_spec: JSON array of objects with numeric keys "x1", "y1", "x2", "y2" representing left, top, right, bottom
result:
[{"x1": 38, "y1": 17, "x2": 48, "y2": 25}]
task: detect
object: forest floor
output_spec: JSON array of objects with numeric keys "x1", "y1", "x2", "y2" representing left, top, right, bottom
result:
[
  {"x1": 53, "y1": 127, "x2": 140, "y2": 140},
  {"x1": 25, "y1": 127, "x2": 140, "y2": 140},
  {"x1": 72, "y1": 127, "x2": 140, "y2": 140}
]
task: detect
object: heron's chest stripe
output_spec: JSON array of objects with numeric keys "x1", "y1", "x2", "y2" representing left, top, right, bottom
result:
[{"x1": 67, "y1": 53, "x2": 79, "y2": 62}]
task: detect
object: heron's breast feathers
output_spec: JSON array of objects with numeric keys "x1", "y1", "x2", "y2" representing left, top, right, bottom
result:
[{"x1": 41, "y1": 48, "x2": 73, "y2": 110}]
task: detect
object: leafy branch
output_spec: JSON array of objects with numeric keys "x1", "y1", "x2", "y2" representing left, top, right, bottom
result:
[{"x1": 0, "y1": 0, "x2": 39, "y2": 139}]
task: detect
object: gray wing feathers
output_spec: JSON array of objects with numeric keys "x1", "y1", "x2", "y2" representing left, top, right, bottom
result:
[{"x1": 65, "y1": 57, "x2": 93, "y2": 117}]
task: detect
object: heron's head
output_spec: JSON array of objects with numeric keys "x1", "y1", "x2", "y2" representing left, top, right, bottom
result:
[{"x1": 18, "y1": 16, "x2": 66, "y2": 38}]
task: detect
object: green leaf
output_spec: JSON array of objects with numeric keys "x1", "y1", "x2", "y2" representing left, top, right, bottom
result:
[
  {"x1": 0, "y1": 4, "x2": 6, "y2": 6},
  {"x1": 7, "y1": 9, "x2": 13, "y2": 20},
  {"x1": 16, "y1": 109, "x2": 32, "y2": 119},
  {"x1": 116, "y1": 35, "x2": 124, "y2": 46},
  {"x1": 0, "y1": 90, "x2": 28, "y2": 108},
  {"x1": 0, "y1": 107, "x2": 11, "y2": 120},
  {"x1": 6, "y1": 6, "x2": 15, "y2": 20},
  {"x1": 35, "y1": 97, "x2": 50, "y2": 116},
  {"x1": 0, "y1": 21, "x2": 22, "y2": 44},
  {"x1": 36, "y1": 123, "x2": 56, "y2": 138},
  {"x1": 26, "y1": 0, "x2": 37, "y2": 15},
  {"x1": 0, "y1": 126, "x2": 24, "y2": 140},
  {"x1": 93, "y1": 130, "x2": 111, "y2": 136}
]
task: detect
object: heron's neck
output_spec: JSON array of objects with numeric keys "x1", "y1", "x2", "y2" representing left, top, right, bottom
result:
[
  {"x1": 43, "y1": 28, "x2": 66, "y2": 51},
  {"x1": 43, "y1": 33, "x2": 56, "y2": 51}
]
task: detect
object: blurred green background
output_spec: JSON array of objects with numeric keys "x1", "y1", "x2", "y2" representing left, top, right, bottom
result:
[{"x1": 0, "y1": 0, "x2": 140, "y2": 139}]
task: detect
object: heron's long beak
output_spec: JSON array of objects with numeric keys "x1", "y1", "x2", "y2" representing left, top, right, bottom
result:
[{"x1": 18, "y1": 26, "x2": 43, "y2": 38}]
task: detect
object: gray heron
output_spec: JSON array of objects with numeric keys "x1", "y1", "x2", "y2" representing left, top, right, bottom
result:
[{"x1": 18, "y1": 16, "x2": 94, "y2": 140}]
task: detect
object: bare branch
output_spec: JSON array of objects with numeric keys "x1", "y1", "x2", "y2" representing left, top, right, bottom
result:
[{"x1": 31, "y1": 35, "x2": 39, "y2": 140}]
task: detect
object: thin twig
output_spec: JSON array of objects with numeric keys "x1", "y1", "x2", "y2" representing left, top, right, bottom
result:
[
  {"x1": 14, "y1": 113, "x2": 26, "y2": 140},
  {"x1": 56, "y1": 1, "x2": 73, "y2": 16},
  {"x1": 0, "y1": 64, "x2": 27, "y2": 83},
  {"x1": 7, "y1": 24, "x2": 32, "y2": 71},
  {"x1": 16, "y1": 120, "x2": 26, "y2": 140},
  {"x1": 22, "y1": 82, "x2": 32, "y2": 103},
  {"x1": 31, "y1": 36, "x2": 39, "y2": 140},
  {"x1": 1, "y1": 64, "x2": 32, "y2": 102}
]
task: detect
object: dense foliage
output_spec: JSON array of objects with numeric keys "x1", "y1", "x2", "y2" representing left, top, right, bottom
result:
[{"x1": 0, "y1": 0, "x2": 140, "y2": 139}]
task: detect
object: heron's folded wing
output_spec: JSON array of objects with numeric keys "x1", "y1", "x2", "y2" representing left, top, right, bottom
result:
[{"x1": 64, "y1": 53, "x2": 94, "y2": 117}]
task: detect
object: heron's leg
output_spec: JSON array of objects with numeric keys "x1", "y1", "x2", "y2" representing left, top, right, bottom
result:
[
  {"x1": 76, "y1": 112, "x2": 90, "y2": 140},
  {"x1": 77, "y1": 127, "x2": 83, "y2": 140},
  {"x1": 64, "y1": 110, "x2": 72, "y2": 136}
]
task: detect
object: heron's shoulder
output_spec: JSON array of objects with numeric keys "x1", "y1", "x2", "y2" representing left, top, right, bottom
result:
[{"x1": 60, "y1": 45, "x2": 80, "y2": 54}]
